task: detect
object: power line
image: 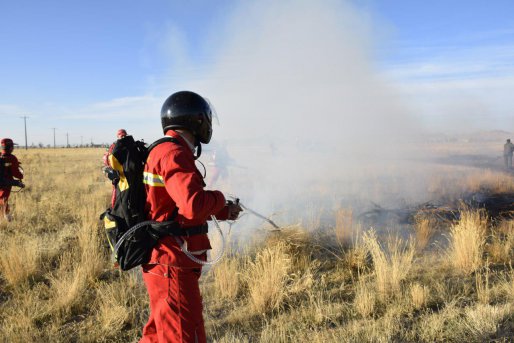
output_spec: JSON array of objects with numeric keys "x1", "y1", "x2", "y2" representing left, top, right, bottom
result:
[
  {"x1": 20, "y1": 116, "x2": 28, "y2": 150},
  {"x1": 51, "y1": 128, "x2": 56, "y2": 148}
]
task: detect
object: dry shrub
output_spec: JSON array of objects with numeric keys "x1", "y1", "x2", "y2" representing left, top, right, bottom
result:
[
  {"x1": 95, "y1": 273, "x2": 145, "y2": 333},
  {"x1": 362, "y1": 230, "x2": 415, "y2": 299},
  {"x1": 463, "y1": 169, "x2": 514, "y2": 194},
  {"x1": 96, "y1": 282, "x2": 130, "y2": 333},
  {"x1": 487, "y1": 220, "x2": 514, "y2": 264},
  {"x1": 410, "y1": 283, "x2": 429, "y2": 310},
  {"x1": 259, "y1": 323, "x2": 289, "y2": 343},
  {"x1": 76, "y1": 273, "x2": 148, "y2": 343},
  {"x1": 0, "y1": 287, "x2": 47, "y2": 342},
  {"x1": 413, "y1": 213, "x2": 436, "y2": 251},
  {"x1": 289, "y1": 267, "x2": 314, "y2": 295},
  {"x1": 475, "y1": 264, "x2": 490, "y2": 304},
  {"x1": 245, "y1": 241, "x2": 291, "y2": 313},
  {"x1": 354, "y1": 281, "x2": 375, "y2": 318},
  {"x1": 48, "y1": 250, "x2": 89, "y2": 316},
  {"x1": 215, "y1": 332, "x2": 250, "y2": 343},
  {"x1": 465, "y1": 303, "x2": 510, "y2": 338},
  {"x1": 448, "y1": 209, "x2": 487, "y2": 274},
  {"x1": 499, "y1": 268, "x2": 514, "y2": 301},
  {"x1": 212, "y1": 255, "x2": 242, "y2": 301},
  {"x1": 335, "y1": 208, "x2": 353, "y2": 245},
  {"x1": 344, "y1": 237, "x2": 368, "y2": 271},
  {"x1": 417, "y1": 302, "x2": 463, "y2": 342},
  {"x1": 76, "y1": 223, "x2": 104, "y2": 282},
  {"x1": 265, "y1": 226, "x2": 310, "y2": 255},
  {"x1": 0, "y1": 234, "x2": 41, "y2": 287},
  {"x1": 487, "y1": 233, "x2": 514, "y2": 264}
]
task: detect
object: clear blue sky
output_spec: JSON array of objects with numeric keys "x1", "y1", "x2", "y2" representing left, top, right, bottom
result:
[{"x1": 1, "y1": 0, "x2": 514, "y2": 145}]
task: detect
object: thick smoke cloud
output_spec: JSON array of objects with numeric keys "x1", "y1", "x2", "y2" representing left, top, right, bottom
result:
[{"x1": 171, "y1": 0, "x2": 424, "y2": 229}]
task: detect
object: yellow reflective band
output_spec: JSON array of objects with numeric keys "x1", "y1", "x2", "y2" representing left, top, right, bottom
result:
[
  {"x1": 104, "y1": 216, "x2": 117, "y2": 229},
  {"x1": 143, "y1": 172, "x2": 165, "y2": 187},
  {"x1": 103, "y1": 217, "x2": 116, "y2": 252},
  {"x1": 109, "y1": 155, "x2": 129, "y2": 191}
]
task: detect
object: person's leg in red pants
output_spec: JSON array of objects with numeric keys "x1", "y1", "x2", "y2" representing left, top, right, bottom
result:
[
  {"x1": 0, "y1": 189, "x2": 11, "y2": 222},
  {"x1": 140, "y1": 240, "x2": 206, "y2": 343}
]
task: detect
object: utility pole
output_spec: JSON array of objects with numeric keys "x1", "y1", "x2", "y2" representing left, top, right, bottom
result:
[
  {"x1": 66, "y1": 132, "x2": 69, "y2": 148},
  {"x1": 80, "y1": 136, "x2": 83, "y2": 147},
  {"x1": 20, "y1": 116, "x2": 28, "y2": 150},
  {"x1": 52, "y1": 128, "x2": 56, "y2": 148}
]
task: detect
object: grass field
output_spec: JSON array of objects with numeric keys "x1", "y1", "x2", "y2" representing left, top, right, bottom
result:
[{"x1": 0, "y1": 145, "x2": 513, "y2": 342}]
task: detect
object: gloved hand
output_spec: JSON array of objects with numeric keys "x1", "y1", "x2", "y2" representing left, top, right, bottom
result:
[
  {"x1": 226, "y1": 200, "x2": 243, "y2": 221},
  {"x1": 14, "y1": 180, "x2": 25, "y2": 188},
  {"x1": 102, "y1": 166, "x2": 120, "y2": 182}
]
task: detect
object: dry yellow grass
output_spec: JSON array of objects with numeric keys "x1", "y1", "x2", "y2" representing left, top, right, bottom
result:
[
  {"x1": 0, "y1": 234, "x2": 41, "y2": 287},
  {"x1": 335, "y1": 207, "x2": 353, "y2": 245},
  {"x1": 362, "y1": 230, "x2": 416, "y2": 299},
  {"x1": 475, "y1": 264, "x2": 491, "y2": 304},
  {"x1": 410, "y1": 282, "x2": 429, "y2": 310},
  {"x1": 1, "y1": 144, "x2": 514, "y2": 342},
  {"x1": 0, "y1": 148, "x2": 146, "y2": 342},
  {"x1": 413, "y1": 213, "x2": 436, "y2": 251},
  {"x1": 487, "y1": 220, "x2": 514, "y2": 264},
  {"x1": 354, "y1": 280, "x2": 376, "y2": 317},
  {"x1": 212, "y1": 254, "x2": 242, "y2": 301},
  {"x1": 245, "y1": 241, "x2": 291, "y2": 313},
  {"x1": 448, "y1": 209, "x2": 487, "y2": 274}
]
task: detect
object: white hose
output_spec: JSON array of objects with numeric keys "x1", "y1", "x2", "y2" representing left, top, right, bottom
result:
[
  {"x1": 114, "y1": 216, "x2": 225, "y2": 266},
  {"x1": 113, "y1": 220, "x2": 173, "y2": 256},
  {"x1": 175, "y1": 215, "x2": 225, "y2": 266}
]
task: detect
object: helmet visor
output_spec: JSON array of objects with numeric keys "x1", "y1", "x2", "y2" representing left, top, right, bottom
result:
[{"x1": 204, "y1": 98, "x2": 219, "y2": 126}]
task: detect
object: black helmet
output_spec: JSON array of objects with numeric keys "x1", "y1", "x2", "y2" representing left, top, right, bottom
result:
[{"x1": 161, "y1": 91, "x2": 213, "y2": 144}]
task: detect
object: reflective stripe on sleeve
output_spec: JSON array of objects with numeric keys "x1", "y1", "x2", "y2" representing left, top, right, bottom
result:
[{"x1": 143, "y1": 172, "x2": 165, "y2": 187}]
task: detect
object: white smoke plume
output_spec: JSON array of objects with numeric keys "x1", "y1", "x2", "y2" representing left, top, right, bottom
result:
[{"x1": 164, "y1": 0, "x2": 424, "y2": 230}]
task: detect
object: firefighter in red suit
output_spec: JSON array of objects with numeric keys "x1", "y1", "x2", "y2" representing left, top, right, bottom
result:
[
  {"x1": 140, "y1": 91, "x2": 242, "y2": 343},
  {"x1": 0, "y1": 138, "x2": 24, "y2": 222},
  {"x1": 102, "y1": 129, "x2": 128, "y2": 167}
]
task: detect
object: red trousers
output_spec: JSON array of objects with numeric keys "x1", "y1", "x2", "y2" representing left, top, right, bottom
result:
[
  {"x1": 0, "y1": 188, "x2": 11, "y2": 217},
  {"x1": 140, "y1": 237, "x2": 207, "y2": 343}
]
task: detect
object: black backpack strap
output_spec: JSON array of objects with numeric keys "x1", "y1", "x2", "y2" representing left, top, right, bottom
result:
[
  {"x1": 150, "y1": 222, "x2": 208, "y2": 237},
  {"x1": 146, "y1": 136, "x2": 181, "y2": 232},
  {"x1": 147, "y1": 136, "x2": 181, "y2": 155}
]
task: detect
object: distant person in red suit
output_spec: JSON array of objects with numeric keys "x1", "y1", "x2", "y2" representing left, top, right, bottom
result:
[
  {"x1": 0, "y1": 138, "x2": 24, "y2": 222},
  {"x1": 102, "y1": 129, "x2": 129, "y2": 207}
]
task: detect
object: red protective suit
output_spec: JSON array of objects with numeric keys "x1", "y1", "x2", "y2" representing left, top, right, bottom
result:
[
  {"x1": 140, "y1": 130, "x2": 228, "y2": 343},
  {"x1": 0, "y1": 153, "x2": 23, "y2": 218}
]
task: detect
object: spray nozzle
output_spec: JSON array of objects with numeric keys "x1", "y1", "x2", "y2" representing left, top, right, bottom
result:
[{"x1": 226, "y1": 195, "x2": 280, "y2": 229}]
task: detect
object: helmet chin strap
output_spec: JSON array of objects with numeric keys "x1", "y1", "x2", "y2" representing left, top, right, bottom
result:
[{"x1": 194, "y1": 139, "x2": 202, "y2": 160}]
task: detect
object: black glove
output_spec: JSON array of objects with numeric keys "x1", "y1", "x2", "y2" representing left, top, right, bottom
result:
[
  {"x1": 14, "y1": 180, "x2": 25, "y2": 188},
  {"x1": 102, "y1": 167, "x2": 120, "y2": 183},
  {"x1": 226, "y1": 200, "x2": 243, "y2": 221}
]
